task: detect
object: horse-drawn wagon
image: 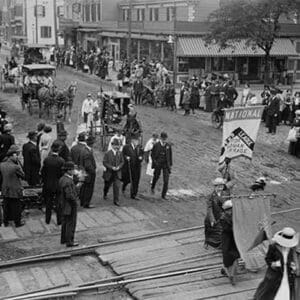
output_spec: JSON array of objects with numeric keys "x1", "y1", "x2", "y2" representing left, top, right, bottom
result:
[
  {"x1": 20, "y1": 64, "x2": 77, "y2": 120},
  {"x1": 98, "y1": 91, "x2": 142, "y2": 151}
]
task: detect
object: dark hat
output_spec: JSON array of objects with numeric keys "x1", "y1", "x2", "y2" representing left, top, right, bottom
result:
[
  {"x1": 63, "y1": 161, "x2": 75, "y2": 171},
  {"x1": 160, "y1": 132, "x2": 168, "y2": 140},
  {"x1": 86, "y1": 136, "x2": 95, "y2": 145},
  {"x1": 130, "y1": 133, "x2": 140, "y2": 141},
  {"x1": 37, "y1": 122, "x2": 45, "y2": 131},
  {"x1": 44, "y1": 125, "x2": 52, "y2": 133},
  {"x1": 111, "y1": 138, "x2": 121, "y2": 146},
  {"x1": 77, "y1": 132, "x2": 86, "y2": 142},
  {"x1": 7, "y1": 144, "x2": 20, "y2": 156},
  {"x1": 27, "y1": 131, "x2": 37, "y2": 139},
  {"x1": 58, "y1": 130, "x2": 68, "y2": 137},
  {"x1": 51, "y1": 141, "x2": 61, "y2": 152}
]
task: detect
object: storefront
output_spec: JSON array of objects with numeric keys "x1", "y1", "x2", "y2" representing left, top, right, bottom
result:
[{"x1": 176, "y1": 37, "x2": 299, "y2": 84}]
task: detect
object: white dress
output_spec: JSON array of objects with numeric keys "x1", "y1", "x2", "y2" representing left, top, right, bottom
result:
[
  {"x1": 144, "y1": 138, "x2": 156, "y2": 177},
  {"x1": 274, "y1": 247, "x2": 290, "y2": 300},
  {"x1": 39, "y1": 132, "x2": 53, "y2": 167}
]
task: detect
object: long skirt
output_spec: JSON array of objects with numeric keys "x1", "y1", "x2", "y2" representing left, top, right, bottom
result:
[
  {"x1": 204, "y1": 216, "x2": 222, "y2": 248},
  {"x1": 288, "y1": 139, "x2": 300, "y2": 158},
  {"x1": 221, "y1": 230, "x2": 240, "y2": 268}
]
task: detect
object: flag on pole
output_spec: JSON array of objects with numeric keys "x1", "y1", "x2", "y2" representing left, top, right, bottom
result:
[
  {"x1": 219, "y1": 106, "x2": 264, "y2": 164},
  {"x1": 232, "y1": 195, "x2": 273, "y2": 271}
]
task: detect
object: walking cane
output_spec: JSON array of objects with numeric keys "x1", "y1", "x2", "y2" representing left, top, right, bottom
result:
[{"x1": 126, "y1": 156, "x2": 134, "y2": 197}]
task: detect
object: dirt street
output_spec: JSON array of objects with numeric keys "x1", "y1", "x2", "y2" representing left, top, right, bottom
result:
[{"x1": 0, "y1": 64, "x2": 299, "y2": 299}]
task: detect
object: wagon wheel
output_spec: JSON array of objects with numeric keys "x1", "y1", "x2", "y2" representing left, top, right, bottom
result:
[{"x1": 211, "y1": 110, "x2": 223, "y2": 129}]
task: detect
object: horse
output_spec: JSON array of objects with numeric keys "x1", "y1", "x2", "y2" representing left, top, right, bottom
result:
[
  {"x1": 37, "y1": 85, "x2": 57, "y2": 118},
  {"x1": 1, "y1": 65, "x2": 22, "y2": 92},
  {"x1": 54, "y1": 82, "x2": 77, "y2": 122},
  {"x1": 62, "y1": 82, "x2": 77, "y2": 122}
]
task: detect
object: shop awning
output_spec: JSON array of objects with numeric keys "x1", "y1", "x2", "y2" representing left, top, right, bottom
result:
[{"x1": 177, "y1": 38, "x2": 298, "y2": 57}]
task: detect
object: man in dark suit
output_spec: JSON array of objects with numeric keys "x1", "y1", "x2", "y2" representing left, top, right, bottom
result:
[
  {"x1": 41, "y1": 142, "x2": 65, "y2": 225},
  {"x1": 266, "y1": 89, "x2": 281, "y2": 135},
  {"x1": 79, "y1": 136, "x2": 96, "y2": 208},
  {"x1": 70, "y1": 132, "x2": 87, "y2": 166},
  {"x1": 122, "y1": 134, "x2": 143, "y2": 199},
  {"x1": 0, "y1": 123, "x2": 15, "y2": 162},
  {"x1": 22, "y1": 131, "x2": 41, "y2": 186},
  {"x1": 0, "y1": 145, "x2": 25, "y2": 227},
  {"x1": 58, "y1": 161, "x2": 80, "y2": 247},
  {"x1": 133, "y1": 78, "x2": 144, "y2": 105},
  {"x1": 53, "y1": 130, "x2": 71, "y2": 161},
  {"x1": 103, "y1": 138, "x2": 124, "y2": 206},
  {"x1": 151, "y1": 132, "x2": 173, "y2": 199}
]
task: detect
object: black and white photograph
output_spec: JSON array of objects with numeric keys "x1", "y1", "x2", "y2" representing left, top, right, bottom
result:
[{"x1": 0, "y1": 0, "x2": 299, "y2": 299}]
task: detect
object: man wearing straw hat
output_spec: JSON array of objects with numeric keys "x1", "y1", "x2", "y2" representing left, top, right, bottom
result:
[{"x1": 254, "y1": 227, "x2": 299, "y2": 300}]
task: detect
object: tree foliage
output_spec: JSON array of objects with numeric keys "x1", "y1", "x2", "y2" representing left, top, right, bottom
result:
[{"x1": 206, "y1": 0, "x2": 297, "y2": 55}]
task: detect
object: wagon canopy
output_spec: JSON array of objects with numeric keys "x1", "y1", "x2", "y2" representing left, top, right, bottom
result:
[
  {"x1": 22, "y1": 64, "x2": 56, "y2": 72},
  {"x1": 103, "y1": 91, "x2": 130, "y2": 99}
]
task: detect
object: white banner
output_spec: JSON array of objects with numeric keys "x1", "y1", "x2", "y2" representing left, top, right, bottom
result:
[{"x1": 220, "y1": 106, "x2": 264, "y2": 163}]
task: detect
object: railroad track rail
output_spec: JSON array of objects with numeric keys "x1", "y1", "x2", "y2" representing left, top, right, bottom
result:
[{"x1": 1, "y1": 207, "x2": 299, "y2": 300}]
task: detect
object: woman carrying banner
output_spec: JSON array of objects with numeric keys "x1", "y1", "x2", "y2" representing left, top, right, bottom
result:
[
  {"x1": 220, "y1": 200, "x2": 240, "y2": 286},
  {"x1": 254, "y1": 227, "x2": 299, "y2": 300},
  {"x1": 204, "y1": 177, "x2": 227, "y2": 249}
]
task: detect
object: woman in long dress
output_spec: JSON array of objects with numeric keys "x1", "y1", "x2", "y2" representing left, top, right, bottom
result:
[
  {"x1": 254, "y1": 227, "x2": 299, "y2": 300},
  {"x1": 204, "y1": 177, "x2": 227, "y2": 249},
  {"x1": 220, "y1": 200, "x2": 240, "y2": 285},
  {"x1": 144, "y1": 134, "x2": 159, "y2": 182},
  {"x1": 39, "y1": 125, "x2": 53, "y2": 168}
]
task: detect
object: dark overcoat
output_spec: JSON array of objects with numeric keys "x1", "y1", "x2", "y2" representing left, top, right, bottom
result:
[
  {"x1": 151, "y1": 142, "x2": 172, "y2": 170},
  {"x1": 22, "y1": 141, "x2": 41, "y2": 186},
  {"x1": 103, "y1": 150, "x2": 124, "y2": 181},
  {"x1": 70, "y1": 143, "x2": 86, "y2": 167},
  {"x1": 0, "y1": 133, "x2": 15, "y2": 162},
  {"x1": 41, "y1": 153, "x2": 64, "y2": 192},
  {"x1": 254, "y1": 243, "x2": 296, "y2": 300},
  {"x1": 0, "y1": 158, "x2": 24, "y2": 198}
]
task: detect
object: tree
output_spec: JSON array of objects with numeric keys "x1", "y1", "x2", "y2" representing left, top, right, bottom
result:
[{"x1": 206, "y1": 0, "x2": 298, "y2": 83}]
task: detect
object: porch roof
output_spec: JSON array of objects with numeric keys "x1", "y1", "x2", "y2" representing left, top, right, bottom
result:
[{"x1": 177, "y1": 38, "x2": 298, "y2": 57}]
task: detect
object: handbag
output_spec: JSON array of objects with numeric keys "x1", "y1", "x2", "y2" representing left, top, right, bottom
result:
[{"x1": 287, "y1": 128, "x2": 297, "y2": 142}]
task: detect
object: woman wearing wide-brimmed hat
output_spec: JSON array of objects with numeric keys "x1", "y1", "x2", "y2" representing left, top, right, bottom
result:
[{"x1": 254, "y1": 227, "x2": 299, "y2": 300}]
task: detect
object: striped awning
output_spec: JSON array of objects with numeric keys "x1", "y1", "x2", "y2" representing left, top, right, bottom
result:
[{"x1": 177, "y1": 38, "x2": 298, "y2": 57}]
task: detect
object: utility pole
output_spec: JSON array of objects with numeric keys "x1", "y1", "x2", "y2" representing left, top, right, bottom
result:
[
  {"x1": 35, "y1": 0, "x2": 38, "y2": 44},
  {"x1": 53, "y1": 0, "x2": 58, "y2": 47},
  {"x1": 127, "y1": 0, "x2": 132, "y2": 64},
  {"x1": 173, "y1": 2, "x2": 177, "y2": 86}
]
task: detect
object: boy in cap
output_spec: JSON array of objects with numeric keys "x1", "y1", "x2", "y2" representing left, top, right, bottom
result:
[
  {"x1": 58, "y1": 161, "x2": 80, "y2": 247},
  {"x1": 0, "y1": 145, "x2": 25, "y2": 227},
  {"x1": 22, "y1": 131, "x2": 41, "y2": 186},
  {"x1": 151, "y1": 132, "x2": 173, "y2": 199},
  {"x1": 103, "y1": 138, "x2": 124, "y2": 206}
]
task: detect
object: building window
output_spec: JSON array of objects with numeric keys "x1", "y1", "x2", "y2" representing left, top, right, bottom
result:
[
  {"x1": 14, "y1": 5, "x2": 23, "y2": 17},
  {"x1": 85, "y1": 4, "x2": 90, "y2": 22},
  {"x1": 57, "y1": 6, "x2": 64, "y2": 17},
  {"x1": 296, "y1": 42, "x2": 300, "y2": 53},
  {"x1": 137, "y1": 8, "x2": 145, "y2": 21},
  {"x1": 166, "y1": 7, "x2": 175, "y2": 21},
  {"x1": 97, "y1": 3, "x2": 101, "y2": 21},
  {"x1": 122, "y1": 9, "x2": 129, "y2": 21},
  {"x1": 91, "y1": 3, "x2": 96, "y2": 22},
  {"x1": 149, "y1": 8, "x2": 159, "y2": 21},
  {"x1": 34, "y1": 5, "x2": 46, "y2": 17},
  {"x1": 41, "y1": 26, "x2": 51, "y2": 38}
]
